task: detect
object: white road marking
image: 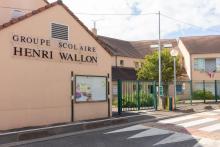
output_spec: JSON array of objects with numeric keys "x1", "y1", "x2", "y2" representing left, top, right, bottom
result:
[
  {"x1": 193, "y1": 137, "x2": 220, "y2": 147},
  {"x1": 154, "y1": 132, "x2": 196, "y2": 146},
  {"x1": 199, "y1": 123, "x2": 220, "y2": 132},
  {"x1": 128, "y1": 128, "x2": 172, "y2": 139},
  {"x1": 158, "y1": 115, "x2": 199, "y2": 124},
  {"x1": 213, "y1": 109, "x2": 220, "y2": 112},
  {"x1": 105, "y1": 125, "x2": 147, "y2": 134},
  {"x1": 197, "y1": 112, "x2": 219, "y2": 116},
  {"x1": 178, "y1": 118, "x2": 218, "y2": 128}
]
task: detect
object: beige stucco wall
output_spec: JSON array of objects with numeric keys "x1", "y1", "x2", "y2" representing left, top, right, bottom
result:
[
  {"x1": 0, "y1": 0, "x2": 47, "y2": 25},
  {"x1": 191, "y1": 54, "x2": 220, "y2": 80},
  {"x1": 0, "y1": 5, "x2": 112, "y2": 130},
  {"x1": 178, "y1": 40, "x2": 191, "y2": 79},
  {"x1": 111, "y1": 56, "x2": 143, "y2": 68}
]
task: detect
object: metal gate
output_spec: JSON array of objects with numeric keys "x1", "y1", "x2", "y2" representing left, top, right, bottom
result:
[{"x1": 117, "y1": 80, "x2": 157, "y2": 114}]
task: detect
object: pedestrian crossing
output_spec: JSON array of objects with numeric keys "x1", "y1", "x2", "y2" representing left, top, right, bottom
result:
[
  {"x1": 199, "y1": 123, "x2": 220, "y2": 132},
  {"x1": 177, "y1": 118, "x2": 218, "y2": 127},
  {"x1": 105, "y1": 109, "x2": 220, "y2": 146},
  {"x1": 158, "y1": 110, "x2": 220, "y2": 133}
]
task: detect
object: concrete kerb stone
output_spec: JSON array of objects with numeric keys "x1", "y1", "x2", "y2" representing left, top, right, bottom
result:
[{"x1": 0, "y1": 112, "x2": 197, "y2": 146}]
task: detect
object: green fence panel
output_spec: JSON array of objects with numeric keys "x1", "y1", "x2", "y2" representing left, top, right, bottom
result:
[{"x1": 117, "y1": 80, "x2": 122, "y2": 115}]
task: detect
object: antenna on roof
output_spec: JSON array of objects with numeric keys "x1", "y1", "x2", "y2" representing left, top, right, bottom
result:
[
  {"x1": 93, "y1": 21, "x2": 96, "y2": 29},
  {"x1": 91, "y1": 19, "x2": 104, "y2": 36}
]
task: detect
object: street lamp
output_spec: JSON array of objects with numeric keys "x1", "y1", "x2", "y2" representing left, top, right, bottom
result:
[
  {"x1": 150, "y1": 43, "x2": 173, "y2": 110},
  {"x1": 170, "y1": 49, "x2": 178, "y2": 110}
]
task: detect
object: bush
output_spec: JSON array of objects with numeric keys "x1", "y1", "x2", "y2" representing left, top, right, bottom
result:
[
  {"x1": 192, "y1": 90, "x2": 214, "y2": 100},
  {"x1": 122, "y1": 93, "x2": 154, "y2": 108}
]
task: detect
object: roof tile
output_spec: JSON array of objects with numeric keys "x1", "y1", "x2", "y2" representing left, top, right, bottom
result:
[
  {"x1": 98, "y1": 36, "x2": 178, "y2": 58},
  {"x1": 180, "y1": 35, "x2": 220, "y2": 54}
]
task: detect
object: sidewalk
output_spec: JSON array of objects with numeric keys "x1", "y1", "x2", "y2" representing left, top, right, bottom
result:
[
  {"x1": 0, "y1": 102, "x2": 219, "y2": 145},
  {"x1": 176, "y1": 101, "x2": 220, "y2": 113}
]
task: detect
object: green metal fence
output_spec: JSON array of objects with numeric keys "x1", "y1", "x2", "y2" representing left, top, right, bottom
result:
[
  {"x1": 191, "y1": 80, "x2": 220, "y2": 103},
  {"x1": 117, "y1": 80, "x2": 220, "y2": 115},
  {"x1": 118, "y1": 80, "x2": 156, "y2": 114}
]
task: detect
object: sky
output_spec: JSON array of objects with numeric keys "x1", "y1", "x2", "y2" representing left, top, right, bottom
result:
[{"x1": 48, "y1": 0, "x2": 220, "y2": 41}]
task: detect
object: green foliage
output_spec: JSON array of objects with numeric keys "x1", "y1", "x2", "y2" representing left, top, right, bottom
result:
[
  {"x1": 192, "y1": 90, "x2": 214, "y2": 100},
  {"x1": 122, "y1": 93, "x2": 154, "y2": 108},
  {"x1": 137, "y1": 49, "x2": 182, "y2": 83},
  {"x1": 175, "y1": 96, "x2": 180, "y2": 104},
  {"x1": 112, "y1": 98, "x2": 118, "y2": 107}
]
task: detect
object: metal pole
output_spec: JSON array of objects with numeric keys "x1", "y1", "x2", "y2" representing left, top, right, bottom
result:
[
  {"x1": 137, "y1": 81, "x2": 140, "y2": 110},
  {"x1": 158, "y1": 11, "x2": 162, "y2": 109},
  {"x1": 190, "y1": 80, "x2": 193, "y2": 105},
  {"x1": 174, "y1": 57, "x2": 176, "y2": 109},
  {"x1": 71, "y1": 71, "x2": 74, "y2": 122},
  {"x1": 118, "y1": 80, "x2": 122, "y2": 115},
  {"x1": 203, "y1": 80, "x2": 206, "y2": 103},
  {"x1": 215, "y1": 80, "x2": 217, "y2": 103}
]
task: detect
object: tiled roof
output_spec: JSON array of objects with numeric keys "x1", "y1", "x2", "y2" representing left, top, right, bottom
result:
[
  {"x1": 112, "y1": 67, "x2": 137, "y2": 81},
  {"x1": 180, "y1": 35, "x2": 220, "y2": 54},
  {"x1": 130, "y1": 39, "x2": 178, "y2": 58},
  {"x1": 98, "y1": 36, "x2": 178, "y2": 58},
  {"x1": 98, "y1": 36, "x2": 142, "y2": 58},
  {"x1": 0, "y1": 1, "x2": 113, "y2": 55}
]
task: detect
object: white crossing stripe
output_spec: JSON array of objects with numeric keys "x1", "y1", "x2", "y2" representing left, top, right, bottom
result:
[
  {"x1": 193, "y1": 137, "x2": 220, "y2": 147},
  {"x1": 154, "y1": 132, "x2": 196, "y2": 146},
  {"x1": 199, "y1": 123, "x2": 220, "y2": 132},
  {"x1": 213, "y1": 109, "x2": 220, "y2": 112},
  {"x1": 128, "y1": 128, "x2": 172, "y2": 139},
  {"x1": 159, "y1": 115, "x2": 199, "y2": 124},
  {"x1": 105, "y1": 125, "x2": 147, "y2": 134},
  {"x1": 178, "y1": 118, "x2": 218, "y2": 128},
  {"x1": 197, "y1": 112, "x2": 219, "y2": 116}
]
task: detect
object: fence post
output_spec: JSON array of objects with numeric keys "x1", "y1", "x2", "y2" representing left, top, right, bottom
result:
[
  {"x1": 215, "y1": 80, "x2": 217, "y2": 103},
  {"x1": 153, "y1": 81, "x2": 157, "y2": 110},
  {"x1": 118, "y1": 80, "x2": 122, "y2": 115},
  {"x1": 203, "y1": 80, "x2": 206, "y2": 103},
  {"x1": 190, "y1": 80, "x2": 193, "y2": 105},
  {"x1": 137, "y1": 81, "x2": 141, "y2": 110}
]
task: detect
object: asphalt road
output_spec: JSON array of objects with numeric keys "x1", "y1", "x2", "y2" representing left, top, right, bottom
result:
[
  {"x1": 13, "y1": 126, "x2": 198, "y2": 147},
  {"x1": 5, "y1": 109, "x2": 220, "y2": 147}
]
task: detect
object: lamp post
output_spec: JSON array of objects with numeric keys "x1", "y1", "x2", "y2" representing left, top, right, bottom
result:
[
  {"x1": 150, "y1": 43, "x2": 173, "y2": 110},
  {"x1": 170, "y1": 49, "x2": 178, "y2": 110}
]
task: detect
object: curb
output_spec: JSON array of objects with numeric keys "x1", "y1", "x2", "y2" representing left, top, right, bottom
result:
[{"x1": 0, "y1": 112, "x2": 191, "y2": 146}]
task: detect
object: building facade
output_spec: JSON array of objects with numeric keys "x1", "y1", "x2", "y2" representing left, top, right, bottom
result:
[
  {"x1": 0, "y1": 0, "x2": 112, "y2": 130},
  {"x1": 179, "y1": 35, "x2": 220, "y2": 95}
]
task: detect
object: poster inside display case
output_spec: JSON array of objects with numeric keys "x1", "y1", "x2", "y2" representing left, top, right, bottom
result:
[{"x1": 75, "y1": 75, "x2": 107, "y2": 102}]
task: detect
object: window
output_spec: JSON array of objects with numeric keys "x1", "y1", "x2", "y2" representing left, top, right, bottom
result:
[
  {"x1": 194, "y1": 58, "x2": 220, "y2": 72},
  {"x1": 120, "y1": 60, "x2": 124, "y2": 66},
  {"x1": 176, "y1": 85, "x2": 183, "y2": 95},
  {"x1": 205, "y1": 59, "x2": 216, "y2": 72},
  {"x1": 51, "y1": 23, "x2": 69, "y2": 40},
  {"x1": 216, "y1": 58, "x2": 220, "y2": 72},
  {"x1": 194, "y1": 58, "x2": 205, "y2": 71}
]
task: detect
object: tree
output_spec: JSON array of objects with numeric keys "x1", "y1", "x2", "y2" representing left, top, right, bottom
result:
[{"x1": 137, "y1": 48, "x2": 182, "y2": 96}]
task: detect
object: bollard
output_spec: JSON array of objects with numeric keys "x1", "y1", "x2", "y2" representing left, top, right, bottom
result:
[{"x1": 169, "y1": 96, "x2": 173, "y2": 111}]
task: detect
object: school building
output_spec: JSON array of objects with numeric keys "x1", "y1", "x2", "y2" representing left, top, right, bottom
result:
[
  {"x1": 0, "y1": 0, "x2": 113, "y2": 131},
  {"x1": 178, "y1": 35, "x2": 220, "y2": 95},
  {"x1": 1, "y1": 0, "x2": 220, "y2": 131}
]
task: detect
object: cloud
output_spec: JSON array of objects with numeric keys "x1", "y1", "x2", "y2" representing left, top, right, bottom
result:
[{"x1": 48, "y1": 0, "x2": 220, "y2": 40}]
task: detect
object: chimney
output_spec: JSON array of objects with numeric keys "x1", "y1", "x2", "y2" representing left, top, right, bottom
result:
[
  {"x1": 92, "y1": 28, "x2": 97, "y2": 36},
  {"x1": 91, "y1": 21, "x2": 97, "y2": 36}
]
